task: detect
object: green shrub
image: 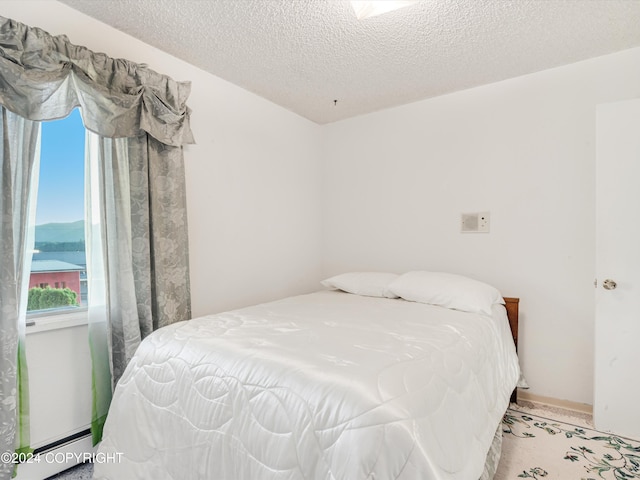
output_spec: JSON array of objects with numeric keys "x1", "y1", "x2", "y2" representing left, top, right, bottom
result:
[{"x1": 27, "y1": 286, "x2": 79, "y2": 311}]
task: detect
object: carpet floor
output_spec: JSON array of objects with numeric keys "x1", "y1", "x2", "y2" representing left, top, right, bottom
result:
[
  {"x1": 46, "y1": 462, "x2": 92, "y2": 480},
  {"x1": 49, "y1": 402, "x2": 640, "y2": 480}
]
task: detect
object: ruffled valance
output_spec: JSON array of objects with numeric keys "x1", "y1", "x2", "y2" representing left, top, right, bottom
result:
[{"x1": 0, "y1": 16, "x2": 194, "y2": 147}]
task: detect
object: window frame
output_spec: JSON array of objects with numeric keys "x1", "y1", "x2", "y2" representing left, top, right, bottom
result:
[{"x1": 26, "y1": 307, "x2": 88, "y2": 334}]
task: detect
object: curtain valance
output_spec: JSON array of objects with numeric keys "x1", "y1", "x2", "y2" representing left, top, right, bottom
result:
[{"x1": 0, "y1": 16, "x2": 194, "y2": 147}]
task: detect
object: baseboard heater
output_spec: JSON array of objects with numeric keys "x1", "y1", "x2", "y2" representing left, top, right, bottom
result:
[{"x1": 14, "y1": 429, "x2": 95, "y2": 480}]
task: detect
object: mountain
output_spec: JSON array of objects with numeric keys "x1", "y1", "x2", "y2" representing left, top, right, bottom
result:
[{"x1": 35, "y1": 220, "x2": 85, "y2": 243}]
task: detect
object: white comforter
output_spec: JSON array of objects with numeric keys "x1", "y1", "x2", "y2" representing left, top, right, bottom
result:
[{"x1": 94, "y1": 291, "x2": 520, "y2": 480}]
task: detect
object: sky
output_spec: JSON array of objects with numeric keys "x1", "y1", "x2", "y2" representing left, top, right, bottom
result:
[{"x1": 35, "y1": 108, "x2": 86, "y2": 226}]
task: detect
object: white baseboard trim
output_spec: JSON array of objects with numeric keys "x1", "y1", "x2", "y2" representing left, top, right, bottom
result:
[
  {"x1": 14, "y1": 433, "x2": 95, "y2": 480},
  {"x1": 517, "y1": 390, "x2": 593, "y2": 416}
]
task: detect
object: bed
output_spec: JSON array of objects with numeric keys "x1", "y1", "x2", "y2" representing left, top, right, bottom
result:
[{"x1": 93, "y1": 272, "x2": 521, "y2": 480}]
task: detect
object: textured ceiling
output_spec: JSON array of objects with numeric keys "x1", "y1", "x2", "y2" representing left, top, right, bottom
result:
[{"x1": 58, "y1": 0, "x2": 640, "y2": 124}]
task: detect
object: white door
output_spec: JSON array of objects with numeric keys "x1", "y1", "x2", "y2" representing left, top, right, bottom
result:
[{"x1": 594, "y1": 99, "x2": 640, "y2": 439}]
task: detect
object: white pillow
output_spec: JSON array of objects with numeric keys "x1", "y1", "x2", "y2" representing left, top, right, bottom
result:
[
  {"x1": 321, "y1": 272, "x2": 400, "y2": 299},
  {"x1": 388, "y1": 271, "x2": 504, "y2": 315}
]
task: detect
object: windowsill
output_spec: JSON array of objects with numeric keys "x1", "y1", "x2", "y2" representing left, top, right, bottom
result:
[{"x1": 26, "y1": 308, "x2": 88, "y2": 334}]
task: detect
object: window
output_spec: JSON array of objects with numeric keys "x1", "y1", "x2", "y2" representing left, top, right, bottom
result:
[{"x1": 28, "y1": 109, "x2": 87, "y2": 315}]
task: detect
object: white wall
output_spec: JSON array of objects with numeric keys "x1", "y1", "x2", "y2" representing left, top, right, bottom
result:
[
  {"x1": 1, "y1": 1, "x2": 324, "y2": 316},
  {"x1": 26, "y1": 322, "x2": 92, "y2": 448},
  {"x1": 322, "y1": 47, "x2": 640, "y2": 405}
]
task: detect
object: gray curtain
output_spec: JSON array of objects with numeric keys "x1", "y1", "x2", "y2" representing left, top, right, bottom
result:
[
  {"x1": 84, "y1": 131, "x2": 192, "y2": 444},
  {"x1": 0, "y1": 108, "x2": 40, "y2": 478},
  {"x1": 0, "y1": 15, "x2": 195, "y2": 455}
]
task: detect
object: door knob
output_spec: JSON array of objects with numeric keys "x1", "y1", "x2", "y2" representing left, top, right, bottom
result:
[{"x1": 602, "y1": 279, "x2": 617, "y2": 290}]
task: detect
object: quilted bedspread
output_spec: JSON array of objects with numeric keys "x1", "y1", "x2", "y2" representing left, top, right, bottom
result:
[{"x1": 94, "y1": 291, "x2": 520, "y2": 480}]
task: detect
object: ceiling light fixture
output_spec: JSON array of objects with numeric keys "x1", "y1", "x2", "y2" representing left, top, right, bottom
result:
[{"x1": 350, "y1": 1, "x2": 418, "y2": 20}]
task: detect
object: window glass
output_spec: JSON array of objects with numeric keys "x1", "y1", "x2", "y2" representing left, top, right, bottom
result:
[{"x1": 28, "y1": 109, "x2": 86, "y2": 313}]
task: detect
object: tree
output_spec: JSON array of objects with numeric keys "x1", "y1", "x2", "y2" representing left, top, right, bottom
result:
[{"x1": 34, "y1": 241, "x2": 85, "y2": 252}]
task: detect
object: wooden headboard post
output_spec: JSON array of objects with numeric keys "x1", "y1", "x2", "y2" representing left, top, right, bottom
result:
[
  {"x1": 503, "y1": 297, "x2": 519, "y2": 350},
  {"x1": 503, "y1": 297, "x2": 519, "y2": 404}
]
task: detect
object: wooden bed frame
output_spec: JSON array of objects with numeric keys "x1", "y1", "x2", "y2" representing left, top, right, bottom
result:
[{"x1": 503, "y1": 297, "x2": 519, "y2": 403}]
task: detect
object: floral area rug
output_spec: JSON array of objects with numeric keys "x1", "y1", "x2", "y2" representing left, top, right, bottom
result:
[{"x1": 495, "y1": 407, "x2": 640, "y2": 480}]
